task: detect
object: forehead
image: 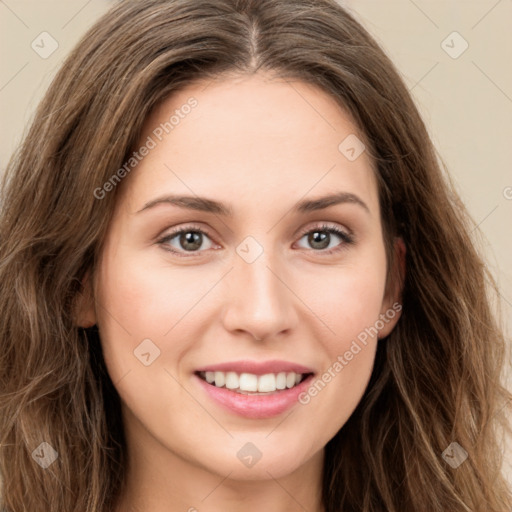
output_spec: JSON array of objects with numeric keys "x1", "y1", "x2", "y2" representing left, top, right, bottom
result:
[{"x1": 119, "y1": 73, "x2": 378, "y2": 217}]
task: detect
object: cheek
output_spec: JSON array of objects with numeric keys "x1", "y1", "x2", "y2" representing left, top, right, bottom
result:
[
  {"x1": 299, "y1": 255, "x2": 387, "y2": 345},
  {"x1": 96, "y1": 246, "x2": 208, "y2": 336},
  {"x1": 94, "y1": 247, "x2": 221, "y2": 379},
  {"x1": 293, "y1": 255, "x2": 386, "y2": 427}
]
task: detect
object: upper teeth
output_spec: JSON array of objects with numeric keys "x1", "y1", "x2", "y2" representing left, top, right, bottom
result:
[{"x1": 201, "y1": 371, "x2": 304, "y2": 393}]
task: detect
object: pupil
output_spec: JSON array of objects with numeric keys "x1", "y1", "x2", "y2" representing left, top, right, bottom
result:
[
  {"x1": 181, "y1": 231, "x2": 202, "y2": 251},
  {"x1": 309, "y1": 231, "x2": 329, "y2": 249}
]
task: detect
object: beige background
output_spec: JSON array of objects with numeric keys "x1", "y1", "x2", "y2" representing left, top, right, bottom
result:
[{"x1": 1, "y1": 0, "x2": 511, "y2": 485}]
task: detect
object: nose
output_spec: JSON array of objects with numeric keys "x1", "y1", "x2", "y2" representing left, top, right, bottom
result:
[{"x1": 221, "y1": 248, "x2": 299, "y2": 342}]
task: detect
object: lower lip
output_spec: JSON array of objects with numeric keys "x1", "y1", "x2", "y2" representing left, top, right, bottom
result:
[{"x1": 193, "y1": 373, "x2": 314, "y2": 419}]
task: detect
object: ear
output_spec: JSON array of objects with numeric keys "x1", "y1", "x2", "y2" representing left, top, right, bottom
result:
[
  {"x1": 377, "y1": 237, "x2": 406, "y2": 339},
  {"x1": 74, "y1": 271, "x2": 97, "y2": 328}
]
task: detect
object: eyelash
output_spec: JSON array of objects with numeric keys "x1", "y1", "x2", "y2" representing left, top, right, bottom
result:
[{"x1": 157, "y1": 223, "x2": 355, "y2": 258}]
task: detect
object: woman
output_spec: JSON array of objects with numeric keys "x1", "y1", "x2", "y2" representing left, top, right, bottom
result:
[{"x1": 0, "y1": 1, "x2": 510, "y2": 511}]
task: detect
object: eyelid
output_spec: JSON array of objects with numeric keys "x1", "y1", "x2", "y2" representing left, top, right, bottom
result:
[
  {"x1": 296, "y1": 221, "x2": 352, "y2": 239},
  {"x1": 161, "y1": 222, "x2": 212, "y2": 238},
  {"x1": 156, "y1": 223, "x2": 218, "y2": 252},
  {"x1": 293, "y1": 222, "x2": 355, "y2": 256}
]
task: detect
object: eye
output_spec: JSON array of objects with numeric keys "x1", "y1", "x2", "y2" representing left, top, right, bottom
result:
[
  {"x1": 157, "y1": 224, "x2": 218, "y2": 257},
  {"x1": 157, "y1": 222, "x2": 354, "y2": 258},
  {"x1": 295, "y1": 223, "x2": 354, "y2": 255}
]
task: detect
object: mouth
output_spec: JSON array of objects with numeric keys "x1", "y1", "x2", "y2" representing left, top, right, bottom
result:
[
  {"x1": 195, "y1": 370, "x2": 313, "y2": 395},
  {"x1": 193, "y1": 361, "x2": 316, "y2": 419}
]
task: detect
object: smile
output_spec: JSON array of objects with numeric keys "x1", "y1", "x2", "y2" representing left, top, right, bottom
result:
[
  {"x1": 196, "y1": 370, "x2": 311, "y2": 394},
  {"x1": 193, "y1": 360, "x2": 316, "y2": 418}
]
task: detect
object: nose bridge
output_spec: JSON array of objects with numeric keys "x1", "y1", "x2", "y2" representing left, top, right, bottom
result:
[{"x1": 222, "y1": 237, "x2": 297, "y2": 339}]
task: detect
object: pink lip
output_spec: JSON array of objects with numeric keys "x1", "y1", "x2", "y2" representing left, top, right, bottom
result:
[
  {"x1": 194, "y1": 374, "x2": 314, "y2": 419},
  {"x1": 193, "y1": 360, "x2": 315, "y2": 419},
  {"x1": 195, "y1": 359, "x2": 315, "y2": 375}
]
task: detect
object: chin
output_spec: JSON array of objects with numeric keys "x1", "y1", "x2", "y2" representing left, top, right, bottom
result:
[{"x1": 197, "y1": 438, "x2": 319, "y2": 481}]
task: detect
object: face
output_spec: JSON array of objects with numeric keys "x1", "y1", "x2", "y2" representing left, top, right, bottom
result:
[{"x1": 82, "y1": 73, "x2": 403, "y2": 483}]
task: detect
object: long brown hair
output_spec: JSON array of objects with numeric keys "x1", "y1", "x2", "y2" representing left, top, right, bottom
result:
[{"x1": 1, "y1": 1, "x2": 510, "y2": 510}]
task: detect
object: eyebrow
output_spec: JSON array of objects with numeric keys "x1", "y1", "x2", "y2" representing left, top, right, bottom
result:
[{"x1": 136, "y1": 191, "x2": 370, "y2": 216}]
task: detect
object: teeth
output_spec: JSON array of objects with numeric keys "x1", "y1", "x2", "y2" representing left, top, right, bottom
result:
[
  {"x1": 199, "y1": 371, "x2": 307, "y2": 393},
  {"x1": 276, "y1": 372, "x2": 287, "y2": 390},
  {"x1": 239, "y1": 373, "x2": 258, "y2": 391},
  {"x1": 258, "y1": 373, "x2": 276, "y2": 392},
  {"x1": 225, "y1": 372, "x2": 239, "y2": 390},
  {"x1": 214, "y1": 371, "x2": 225, "y2": 387}
]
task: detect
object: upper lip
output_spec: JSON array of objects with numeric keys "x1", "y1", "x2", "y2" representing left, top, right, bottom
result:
[{"x1": 195, "y1": 360, "x2": 315, "y2": 376}]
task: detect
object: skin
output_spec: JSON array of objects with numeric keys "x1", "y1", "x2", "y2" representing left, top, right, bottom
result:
[{"x1": 78, "y1": 72, "x2": 404, "y2": 512}]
